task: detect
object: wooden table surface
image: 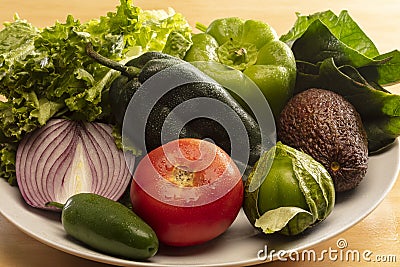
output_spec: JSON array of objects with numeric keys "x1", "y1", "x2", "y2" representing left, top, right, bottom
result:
[{"x1": 0, "y1": 1, "x2": 399, "y2": 266}]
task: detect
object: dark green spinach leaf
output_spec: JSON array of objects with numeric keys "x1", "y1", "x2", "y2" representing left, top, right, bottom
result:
[{"x1": 281, "y1": 10, "x2": 400, "y2": 153}]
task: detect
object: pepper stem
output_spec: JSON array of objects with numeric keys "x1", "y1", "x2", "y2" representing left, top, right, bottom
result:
[
  {"x1": 45, "y1": 201, "x2": 65, "y2": 209},
  {"x1": 85, "y1": 43, "x2": 141, "y2": 78},
  {"x1": 235, "y1": 48, "x2": 246, "y2": 56},
  {"x1": 195, "y1": 22, "x2": 208, "y2": 33}
]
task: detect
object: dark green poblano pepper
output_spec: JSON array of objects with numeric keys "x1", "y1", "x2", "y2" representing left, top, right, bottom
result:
[
  {"x1": 243, "y1": 142, "x2": 335, "y2": 236},
  {"x1": 86, "y1": 43, "x2": 262, "y2": 169},
  {"x1": 184, "y1": 18, "x2": 297, "y2": 119}
]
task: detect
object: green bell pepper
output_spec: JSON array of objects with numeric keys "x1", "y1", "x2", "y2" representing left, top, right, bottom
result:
[{"x1": 184, "y1": 17, "x2": 297, "y2": 119}]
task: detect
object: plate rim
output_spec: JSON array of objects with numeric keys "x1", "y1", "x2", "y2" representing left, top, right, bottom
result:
[{"x1": 1, "y1": 139, "x2": 399, "y2": 267}]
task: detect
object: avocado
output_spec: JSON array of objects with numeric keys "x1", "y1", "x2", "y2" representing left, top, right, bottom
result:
[{"x1": 277, "y1": 88, "x2": 368, "y2": 192}]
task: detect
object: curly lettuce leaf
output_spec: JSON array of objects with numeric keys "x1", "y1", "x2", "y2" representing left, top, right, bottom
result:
[
  {"x1": 0, "y1": 143, "x2": 17, "y2": 185},
  {"x1": 85, "y1": 2, "x2": 191, "y2": 56},
  {"x1": 0, "y1": 0, "x2": 191, "y2": 184},
  {"x1": 162, "y1": 31, "x2": 193, "y2": 59},
  {"x1": 0, "y1": 15, "x2": 39, "y2": 69}
]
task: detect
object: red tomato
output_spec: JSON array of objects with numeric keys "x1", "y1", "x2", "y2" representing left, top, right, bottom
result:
[{"x1": 130, "y1": 138, "x2": 244, "y2": 247}]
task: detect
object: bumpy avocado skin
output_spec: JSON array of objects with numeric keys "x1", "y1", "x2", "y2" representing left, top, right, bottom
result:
[{"x1": 278, "y1": 88, "x2": 368, "y2": 192}]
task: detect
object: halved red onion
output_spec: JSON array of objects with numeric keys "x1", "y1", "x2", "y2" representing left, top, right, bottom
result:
[{"x1": 16, "y1": 119, "x2": 135, "y2": 210}]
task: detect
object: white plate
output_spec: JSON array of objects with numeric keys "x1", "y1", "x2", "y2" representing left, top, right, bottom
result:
[{"x1": 0, "y1": 140, "x2": 399, "y2": 267}]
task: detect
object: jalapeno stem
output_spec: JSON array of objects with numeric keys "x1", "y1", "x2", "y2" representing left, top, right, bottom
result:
[
  {"x1": 86, "y1": 43, "x2": 141, "y2": 78},
  {"x1": 45, "y1": 201, "x2": 65, "y2": 209},
  {"x1": 195, "y1": 22, "x2": 208, "y2": 33}
]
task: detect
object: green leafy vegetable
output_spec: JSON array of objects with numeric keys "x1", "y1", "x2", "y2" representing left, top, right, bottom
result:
[
  {"x1": 281, "y1": 10, "x2": 400, "y2": 153},
  {"x1": 0, "y1": 143, "x2": 17, "y2": 185},
  {"x1": 296, "y1": 58, "x2": 400, "y2": 152},
  {"x1": 162, "y1": 31, "x2": 192, "y2": 59},
  {"x1": 280, "y1": 10, "x2": 379, "y2": 58},
  {"x1": 0, "y1": 15, "x2": 38, "y2": 68},
  {"x1": 0, "y1": 0, "x2": 191, "y2": 184}
]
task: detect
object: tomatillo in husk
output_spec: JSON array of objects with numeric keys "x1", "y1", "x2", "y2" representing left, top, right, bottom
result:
[
  {"x1": 243, "y1": 142, "x2": 335, "y2": 236},
  {"x1": 184, "y1": 18, "x2": 296, "y2": 119}
]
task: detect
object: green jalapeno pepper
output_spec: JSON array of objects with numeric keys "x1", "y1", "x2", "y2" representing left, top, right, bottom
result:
[
  {"x1": 46, "y1": 193, "x2": 159, "y2": 260},
  {"x1": 184, "y1": 18, "x2": 297, "y2": 119}
]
